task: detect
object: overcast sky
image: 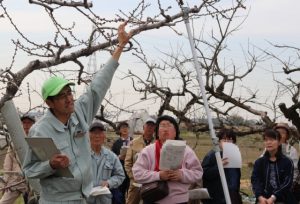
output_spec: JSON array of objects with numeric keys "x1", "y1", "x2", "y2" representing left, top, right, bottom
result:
[{"x1": 1, "y1": 0, "x2": 299, "y2": 120}]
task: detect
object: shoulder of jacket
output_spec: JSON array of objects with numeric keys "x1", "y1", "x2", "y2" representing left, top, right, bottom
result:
[
  {"x1": 131, "y1": 135, "x2": 143, "y2": 142},
  {"x1": 204, "y1": 149, "x2": 215, "y2": 158},
  {"x1": 142, "y1": 143, "x2": 155, "y2": 152},
  {"x1": 103, "y1": 147, "x2": 118, "y2": 159},
  {"x1": 254, "y1": 156, "x2": 266, "y2": 165},
  {"x1": 281, "y1": 155, "x2": 294, "y2": 165},
  {"x1": 113, "y1": 138, "x2": 122, "y2": 144}
]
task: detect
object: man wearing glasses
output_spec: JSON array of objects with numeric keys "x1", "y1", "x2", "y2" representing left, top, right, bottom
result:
[{"x1": 23, "y1": 22, "x2": 132, "y2": 204}]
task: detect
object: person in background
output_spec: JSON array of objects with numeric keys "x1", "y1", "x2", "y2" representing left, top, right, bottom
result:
[
  {"x1": 202, "y1": 129, "x2": 242, "y2": 204},
  {"x1": 111, "y1": 122, "x2": 132, "y2": 203},
  {"x1": 87, "y1": 121, "x2": 125, "y2": 204},
  {"x1": 294, "y1": 156, "x2": 300, "y2": 202},
  {"x1": 0, "y1": 114, "x2": 35, "y2": 204},
  {"x1": 298, "y1": 156, "x2": 300, "y2": 172},
  {"x1": 251, "y1": 129, "x2": 297, "y2": 204},
  {"x1": 23, "y1": 22, "x2": 132, "y2": 204},
  {"x1": 132, "y1": 115, "x2": 203, "y2": 204},
  {"x1": 273, "y1": 123, "x2": 298, "y2": 181},
  {"x1": 125, "y1": 117, "x2": 156, "y2": 204}
]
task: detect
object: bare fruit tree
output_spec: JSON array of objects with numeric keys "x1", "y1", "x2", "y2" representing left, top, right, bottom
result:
[
  {"x1": 0, "y1": 0, "x2": 247, "y2": 127},
  {"x1": 263, "y1": 44, "x2": 300, "y2": 132},
  {"x1": 122, "y1": 0, "x2": 277, "y2": 134}
]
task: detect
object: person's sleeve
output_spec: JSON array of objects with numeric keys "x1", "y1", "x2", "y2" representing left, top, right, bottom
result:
[
  {"x1": 124, "y1": 144, "x2": 134, "y2": 179},
  {"x1": 202, "y1": 150, "x2": 220, "y2": 181},
  {"x1": 76, "y1": 58, "x2": 119, "y2": 125},
  {"x1": 180, "y1": 146, "x2": 203, "y2": 184},
  {"x1": 3, "y1": 149, "x2": 13, "y2": 182},
  {"x1": 107, "y1": 154, "x2": 125, "y2": 189},
  {"x1": 22, "y1": 144, "x2": 56, "y2": 179},
  {"x1": 22, "y1": 128, "x2": 57, "y2": 179},
  {"x1": 273, "y1": 158, "x2": 294, "y2": 199},
  {"x1": 251, "y1": 159, "x2": 264, "y2": 198},
  {"x1": 290, "y1": 146, "x2": 298, "y2": 168},
  {"x1": 132, "y1": 147, "x2": 160, "y2": 184}
]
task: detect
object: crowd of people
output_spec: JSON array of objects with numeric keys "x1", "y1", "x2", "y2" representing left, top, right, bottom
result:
[{"x1": 1, "y1": 22, "x2": 300, "y2": 204}]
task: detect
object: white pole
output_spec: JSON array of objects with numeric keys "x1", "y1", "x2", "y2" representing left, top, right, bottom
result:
[
  {"x1": 182, "y1": 7, "x2": 232, "y2": 204},
  {"x1": 1, "y1": 100, "x2": 41, "y2": 193}
]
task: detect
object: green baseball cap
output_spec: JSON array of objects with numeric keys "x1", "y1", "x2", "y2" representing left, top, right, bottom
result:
[{"x1": 42, "y1": 76, "x2": 75, "y2": 100}]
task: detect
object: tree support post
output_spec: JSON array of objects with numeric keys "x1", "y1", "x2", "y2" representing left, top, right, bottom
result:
[{"x1": 182, "y1": 7, "x2": 232, "y2": 204}]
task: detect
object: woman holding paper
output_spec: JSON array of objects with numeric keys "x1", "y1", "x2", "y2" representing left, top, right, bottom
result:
[
  {"x1": 132, "y1": 115, "x2": 203, "y2": 204},
  {"x1": 202, "y1": 128, "x2": 242, "y2": 204},
  {"x1": 251, "y1": 129, "x2": 297, "y2": 204}
]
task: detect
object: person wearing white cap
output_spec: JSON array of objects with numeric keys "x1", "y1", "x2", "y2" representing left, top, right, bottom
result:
[
  {"x1": 23, "y1": 23, "x2": 132, "y2": 204},
  {"x1": 124, "y1": 117, "x2": 156, "y2": 204}
]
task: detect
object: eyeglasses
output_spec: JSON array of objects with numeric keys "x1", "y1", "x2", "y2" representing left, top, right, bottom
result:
[
  {"x1": 221, "y1": 137, "x2": 233, "y2": 142},
  {"x1": 53, "y1": 90, "x2": 74, "y2": 100},
  {"x1": 159, "y1": 124, "x2": 174, "y2": 130}
]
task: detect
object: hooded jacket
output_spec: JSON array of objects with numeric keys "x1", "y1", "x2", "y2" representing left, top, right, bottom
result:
[{"x1": 251, "y1": 153, "x2": 296, "y2": 202}]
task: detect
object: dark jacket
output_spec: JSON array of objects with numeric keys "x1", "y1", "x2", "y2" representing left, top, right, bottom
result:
[
  {"x1": 111, "y1": 137, "x2": 132, "y2": 203},
  {"x1": 251, "y1": 153, "x2": 296, "y2": 203},
  {"x1": 202, "y1": 150, "x2": 241, "y2": 204}
]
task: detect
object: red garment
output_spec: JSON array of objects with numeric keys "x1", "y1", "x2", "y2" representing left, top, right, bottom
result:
[{"x1": 155, "y1": 140, "x2": 163, "y2": 172}]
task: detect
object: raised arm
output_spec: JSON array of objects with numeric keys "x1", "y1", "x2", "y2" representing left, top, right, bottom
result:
[{"x1": 112, "y1": 22, "x2": 133, "y2": 61}]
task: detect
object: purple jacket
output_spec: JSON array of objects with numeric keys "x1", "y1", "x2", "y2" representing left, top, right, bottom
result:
[{"x1": 132, "y1": 142, "x2": 203, "y2": 204}]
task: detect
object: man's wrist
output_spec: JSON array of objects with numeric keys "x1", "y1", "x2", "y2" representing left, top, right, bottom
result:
[
  {"x1": 117, "y1": 43, "x2": 126, "y2": 48},
  {"x1": 270, "y1": 194, "x2": 276, "y2": 201},
  {"x1": 49, "y1": 161, "x2": 55, "y2": 169}
]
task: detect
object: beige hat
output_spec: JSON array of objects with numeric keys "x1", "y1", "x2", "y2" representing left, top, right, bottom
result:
[{"x1": 274, "y1": 123, "x2": 290, "y2": 138}]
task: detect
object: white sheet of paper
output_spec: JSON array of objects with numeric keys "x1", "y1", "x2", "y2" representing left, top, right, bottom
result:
[
  {"x1": 222, "y1": 142, "x2": 242, "y2": 168},
  {"x1": 90, "y1": 186, "x2": 111, "y2": 196},
  {"x1": 189, "y1": 188, "x2": 211, "y2": 200},
  {"x1": 159, "y1": 140, "x2": 186, "y2": 170}
]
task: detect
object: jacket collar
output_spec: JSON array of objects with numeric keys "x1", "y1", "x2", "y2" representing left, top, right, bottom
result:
[{"x1": 45, "y1": 109, "x2": 79, "y2": 132}]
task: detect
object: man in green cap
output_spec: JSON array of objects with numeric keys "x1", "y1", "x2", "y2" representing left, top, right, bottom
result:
[{"x1": 23, "y1": 22, "x2": 132, "y2": 204}]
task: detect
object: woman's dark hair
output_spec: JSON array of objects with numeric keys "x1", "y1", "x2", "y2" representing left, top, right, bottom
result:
[
  {"x1": 263, "y1": 129, "x2": 283, "y2": 158},
  {"x1": 263, "y1": 128, "x2": 281, "y2": 141},
  {"x1": 217, "y1": 128, "x2": 237, "y2": 144},
  {"x1": 116, "y1": 121, "x2": 129, "y2": 136},
  {"x1": 155, "y1": 115, "x2": 180, "y2": 140}
]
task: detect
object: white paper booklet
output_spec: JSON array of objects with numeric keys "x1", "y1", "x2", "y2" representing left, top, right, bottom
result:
[
  {"x1": 159, "y1": 140, "x2": 186, "y2": 170},
  {"x1": 222, "y1": 142, "x2": 242, "y2": 168},
  {"x1": 90, "y1": 186, "x2": 111, "y2": 196}
]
